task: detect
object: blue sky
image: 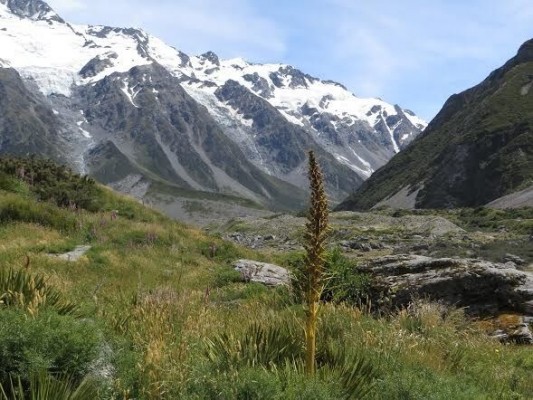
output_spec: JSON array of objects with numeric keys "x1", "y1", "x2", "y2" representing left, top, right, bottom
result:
[{"x1": 48, "y1": 0, "x2": 533, "y2": 121}]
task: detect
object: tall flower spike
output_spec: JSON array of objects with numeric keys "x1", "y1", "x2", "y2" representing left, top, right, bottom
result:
[{"x1": 304, "y1": 150, "x2": 329, "y2": 375}]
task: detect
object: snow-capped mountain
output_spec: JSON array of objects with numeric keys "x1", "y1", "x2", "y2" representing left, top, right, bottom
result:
[
  {"x1": 173, "y1": 54, "x2": 425, "y2": 179},
  {"x1": 0, "y1": 0, "x2": 426, "y2": 210}
]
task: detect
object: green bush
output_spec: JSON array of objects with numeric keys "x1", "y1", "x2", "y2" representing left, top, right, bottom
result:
[
  {"x1": 0, "y1": 156, "x2": 103, "y2": 211},
  {"x1": 0, "y1": 172, "x2": 30, "y2": 196},
  {"x1": 205, "y1": 321, "x2": 303, "y2": 370},
  {"x1": 322, "y1": 248, "x2": 373, "y2": 306},
  {"x1": 0, "y1": 194, "x2": 77, "y2": 231},
  {"x1": 287, "y1": 249, "x2": 372, "y2": 306},
  {"x1": 0, "y1": 371, "x2": 99, "y2": 400},
  {"x1": 212, "y1": 265, "x2": 242, "y2": 288},
  {"x1": 0, "y1": 267, "x2": 78, "y2": 315},
  {"x1": 0, "y1": 309, "x2": 100, "y2": 392},
  {"x1": 199, "y1": 241, "x2": 242, "y2": 262}
]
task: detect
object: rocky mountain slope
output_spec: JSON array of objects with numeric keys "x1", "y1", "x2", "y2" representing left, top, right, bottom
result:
[
  {"x1": 0, "y1": 0, "x2": 425, "y2": 211},
  {"x1": 337, "y1": 39, "x2": 533, "y2": 211}
]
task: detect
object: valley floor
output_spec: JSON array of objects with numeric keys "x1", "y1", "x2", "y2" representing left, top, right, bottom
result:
[{"x1": 1, "y1": 176, "x2": 532, "y2": 398}]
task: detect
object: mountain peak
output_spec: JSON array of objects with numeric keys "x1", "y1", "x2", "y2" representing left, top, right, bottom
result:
[
  {"x1": 199, "y1": 51, "x2": 220, "y2": 66},
  {"x1": 515, "y1": 38, "x2": 533, "y2": 63},
  {"x1": 0, "y1": 0, "x2": 64, "y2": 23}
]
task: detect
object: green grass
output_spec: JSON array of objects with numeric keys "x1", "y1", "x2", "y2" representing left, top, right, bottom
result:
[{"x1": 0, "y1": 161, "x2": 532, "y2": 399}]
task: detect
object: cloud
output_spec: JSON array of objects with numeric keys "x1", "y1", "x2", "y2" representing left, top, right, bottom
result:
[{"x1": 317, "y1": 0, "x2": 533, "y2": 118}]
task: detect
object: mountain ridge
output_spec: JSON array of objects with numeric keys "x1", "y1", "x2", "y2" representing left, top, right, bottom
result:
[
  {"x1": 336, "y1": 38, "x2": 533, "y2": 211},
  {"x1": 0, "y1": 0, "x2": 426, "y2": 212}
]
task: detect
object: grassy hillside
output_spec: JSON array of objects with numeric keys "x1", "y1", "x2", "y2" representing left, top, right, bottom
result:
[
  {"x1": 337, "y1": 39, "x2": 533, "y2": 211},
  {"x1": 0, "y1": 158, "x2": 532, "y2": 399}
]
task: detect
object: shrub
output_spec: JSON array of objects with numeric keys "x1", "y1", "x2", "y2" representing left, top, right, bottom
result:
[
  {"x1": 212, "y1": 266, "x2": 242, "y2": 288},
  {"x1": 0, "y1": 194, "x2": 77, "y2": 231},
  {"x1": 0, "y1": 156, "x2": 103, "y2": 211},
  {"x1": 0, "y1": 372, "x2": 99, "y2": 400},
  {"x1": 321, "y1": 248, "x2": 372, "y2": 306},
  {"x1": 199, "y1": 241, "x2": 242, "y2": 262},
  {"x1": 288, "y1": 249, "x2": 372, "y2": 307},
  {"x1": 205, "y1": 321, "x2": 303, "y2": 370},
  {"x1": 0, "y1": 267, "x2": 78, "y2": 316},
  {"x1": 0, "y1": 309, "x2": 100, "y2": 393}
]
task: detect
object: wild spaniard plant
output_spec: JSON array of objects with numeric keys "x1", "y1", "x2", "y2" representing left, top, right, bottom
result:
[{"x1": 303, "y1": 150, "x2": 330, "y2": 375}]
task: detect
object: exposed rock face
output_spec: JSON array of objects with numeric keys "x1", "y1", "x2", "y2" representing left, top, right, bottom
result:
[
  {"x1": 0, "y1": 0, "x2": 64, "y2": 23},
  {"x1": 233, "y1": 259, "x2": 291, "y2": 287},
  {"x1": 0, "y1": 67, "x2": 70, "y2": 163},
  {"x1": 360, "y1": 255, "x2": 533, "y2": 315},
  {"x1": 0, "y1": 0, "x2": 427, "y2": 212},
  {"x1": 213, "y1": 79, "x2": 363, "y2": 197},
  {"x1": 491, "y1": 323, "x2": 533, "y2": 345},
  {"x1": 49, "y1": 245, "x2": 92, "y2": 262}
]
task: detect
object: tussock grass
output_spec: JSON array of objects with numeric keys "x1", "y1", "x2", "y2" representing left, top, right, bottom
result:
[{"x1": 0, "y1": 164, "x2": 532, "y2": 398}]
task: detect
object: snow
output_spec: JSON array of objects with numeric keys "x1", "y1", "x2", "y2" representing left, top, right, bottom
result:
[
  {"x1": 172, "y1": 55, "x2": 406, "y2": 130},
  {"x1": 404, "y1": 112, "x2": 427, "y2": 129},
  {"x1": 0, "y1": 5, "x2": 151, "y2": 96},
  {"x1": 78, "y1": 127, "x2": 91, "y2": 138},
  {"x1": 120, "y1": 79, "x2": 140, "y2": 108},
  {"x1": 335, "y1": 154, "x2": 373, "y2": 178},
  {"x1": 0, "y1": 0, "x2": 426, "y2": 137},
  {"x1": 351, "y1": 149, "x2": 373, "y2": 172},
  {"x1": 214, "y1": 99, "x2": 254, "y2": 128},
  {"x1": 381, "y1": 115, "x2": 400, "y2": 153},
  {"x1": 0, "y1": 1, "x2": 428, "y2": 182}
]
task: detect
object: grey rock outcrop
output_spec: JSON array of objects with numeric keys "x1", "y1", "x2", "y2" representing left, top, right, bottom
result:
[
  {"x1": 490, "y1": 323, "x2": 533, "y2": 345},
  {"x1": 509, "y1": 323, "x2": 533, "y2": 344},
  {"x1": 233, "y1": 259, "x2": 291, "y2": 287},
  {"x1": 50, "y1": 245, "x2": 92, "y2": 262},
  {"x1": 360, "y1": 255, "x2": 533, "y2": 315}
]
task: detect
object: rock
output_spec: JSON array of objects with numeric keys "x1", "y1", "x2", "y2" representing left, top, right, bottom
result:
[
  {"x1": 359, "y1": 254, "x2": 533, "y2": 315},
  {"x1": 233, "y1": 259, "x2": 291, "y2": 286},
  {"x1": 338, "y1": 240, "x2": 359, "y2": 250},
  {"x1": 465, "y1": 250, "x2": 475, "y2": 257},
  {"x1": 50, "y1": 245, "x2": 92, "y2": 262},
  {"x1": 359, "y1": 243, "x2": 372, "y2": 252},
  {"x1": 508, "y1": 323, "x2": 533, "y2": 344},
  {"x1": 490, "y1": 329, "x2": 509, "y2": 342},
  {"x1": 412, "y1": 243, "x2": 430, "y2": 251},
  {"x1": 503, "y1": 253, "x2": 526, "y2": 266}
]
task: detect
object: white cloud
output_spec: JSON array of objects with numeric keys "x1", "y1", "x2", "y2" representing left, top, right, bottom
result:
[{"x1": 317, "y1": 0, "x2": 533, "y2": 118}]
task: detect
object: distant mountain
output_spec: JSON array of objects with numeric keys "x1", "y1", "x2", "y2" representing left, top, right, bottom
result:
[
  {"x1": 337, "y1": 39, "x2": 533, "y2": 211},
  {"x1": 0, "y1": 0, "x2": 426, "y2": 211}
]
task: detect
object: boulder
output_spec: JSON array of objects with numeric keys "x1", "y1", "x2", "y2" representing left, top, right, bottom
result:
[
  {"x1": 233, "y1": 259, "x2": 291, "y2": 286},
  {"x1": 359, "y1": 255, "x2": 533, "y2": 315},
  {"x1": 50, "y1": 245, "x2": 92, "y2": 262},
  {"x1": 509, "y1": 323, "x2": 533, "y2": 344},
  {"x1": 503, "y1": 253, "x2": 526, "y2": 266}
]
